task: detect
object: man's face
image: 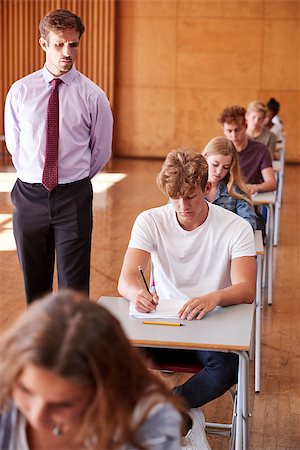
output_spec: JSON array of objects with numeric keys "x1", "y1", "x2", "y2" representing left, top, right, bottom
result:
[
  {"x1": 170, "y1": 184, "x2": 210, "y2": 231},
  {"x1": 246, "y1": 110, "x2": 265, "y2": 132},
  {"x1": 39, "y1": 28, "x2": 80, "y2": 76},
  {"x1": 222, "y1": 120, "x2": 247, "y2": 148}
]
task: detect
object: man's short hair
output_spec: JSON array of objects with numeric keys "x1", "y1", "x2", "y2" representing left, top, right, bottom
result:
[
  {"x1": 156, "y1": 149, "x2": 208, "y2": 198},
  {"x1": 39, "y1": 9, "x2": 85, "y2": 40},
  {"x1": 246, "y1": 101, "x2": 267, "y2": 117},
  {"x1": 218, "y1": 106, "x2": 247, "y2": 127},
  {"x1": 266, "y1": 97, "x2": 280, "y2": 115}
]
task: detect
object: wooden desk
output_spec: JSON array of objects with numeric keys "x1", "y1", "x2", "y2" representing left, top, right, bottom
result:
[
  {"x1": 252, "y1": 191, "x2": 276, "y2": 305},
  {"x1": 99, "y1": 296, "x2": 255, "y2": 450}
]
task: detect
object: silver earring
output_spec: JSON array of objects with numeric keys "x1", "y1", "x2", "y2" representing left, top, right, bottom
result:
[{"x1": 52, "y1": 426, "x2": 62, "y2": 437}]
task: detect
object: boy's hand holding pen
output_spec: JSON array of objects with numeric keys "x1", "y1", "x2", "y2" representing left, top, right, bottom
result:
[{"x1": 137, "y1": 266, "x2": 159, "y2": 312}]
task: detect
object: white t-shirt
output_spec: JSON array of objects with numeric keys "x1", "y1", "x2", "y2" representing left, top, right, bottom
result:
[
  {"x1": 129, "y1": 202, "x2": 255, "y2": 300},
  {"x1": 271, "y1": 115, "x2": 284, "y2": 143}
]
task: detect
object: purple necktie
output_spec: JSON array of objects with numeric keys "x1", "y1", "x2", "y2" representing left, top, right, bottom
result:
[{"x1": 42, "y1": 78, "x2": 62, "y2": 191}]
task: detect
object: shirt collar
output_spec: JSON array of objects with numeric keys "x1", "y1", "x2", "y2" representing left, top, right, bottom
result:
[{"x1": 42, "y1": 65, "x2": 77, "y2": 86}]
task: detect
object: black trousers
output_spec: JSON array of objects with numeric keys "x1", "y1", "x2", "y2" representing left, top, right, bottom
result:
[{"x1": 11, "y1": 178, "x2": 93, "y2": 304}]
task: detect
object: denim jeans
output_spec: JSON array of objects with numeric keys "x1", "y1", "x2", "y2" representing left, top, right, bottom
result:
[{"x1": 144, "y1": 348, "x2": 238, "y2": 408}]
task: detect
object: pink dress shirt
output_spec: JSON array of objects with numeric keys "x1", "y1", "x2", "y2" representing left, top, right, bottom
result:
[{"x1": 5, "y1": 65, "x2": 113, "y2": 183}]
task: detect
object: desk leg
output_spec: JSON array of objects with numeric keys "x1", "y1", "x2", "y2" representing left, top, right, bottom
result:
[
  {"x1": 267, "y1": 205, "x2": 274, "y2": 305},
  {"x1": 249, "y1": 321, "x2": 255, "y2": 361},
  {"x1": 236, "y1": 356, "x2": 243, "y2": 450},
  {"x1": 241, "y1": 352, "x2": 250, "y2": 449},
  {"x1": 262, "y1": 209, "x2": 270, "y2": 290},
  {"x1": 255, "y1": 255, "x2": 262, "y2": 392},
  {"x1": 278, "y1": 149, "x2": 285, "y2": 208},
  {"x1": 235, "y1": 351, "x2": 249, "y2": 450},
  {"x1": 274, "y1": 202, "x2": 279, "y2": 247},
  {"x1": 274, "y1": 196, "x2": 280, "y2": 247}
]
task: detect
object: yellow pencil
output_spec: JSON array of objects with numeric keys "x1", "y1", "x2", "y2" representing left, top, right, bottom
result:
[{"x1": 143, "y1": 321, "x2": 184, "y2": 326}]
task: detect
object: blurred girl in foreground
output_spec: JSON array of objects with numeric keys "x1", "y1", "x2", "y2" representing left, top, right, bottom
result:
[{"x1": 0, "y1": 290, "x2": 185, "y2": 450}]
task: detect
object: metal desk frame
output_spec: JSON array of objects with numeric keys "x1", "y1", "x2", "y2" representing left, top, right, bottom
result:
[{"x1": 99, "y1": 296, "x2": 255, "y2": 450}]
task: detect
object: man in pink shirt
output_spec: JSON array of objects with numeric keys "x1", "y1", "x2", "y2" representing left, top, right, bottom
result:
[{"x1": 5, "y1": 9, "x2": 113, "y2": 303}]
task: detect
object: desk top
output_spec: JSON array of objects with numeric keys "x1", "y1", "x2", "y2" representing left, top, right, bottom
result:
[
  {"x1": 252, "y1": 191, "x2": 276, "y2": 205},
  {"x1": 98, "y1": 297, "x2": 255, "y2": 352}
]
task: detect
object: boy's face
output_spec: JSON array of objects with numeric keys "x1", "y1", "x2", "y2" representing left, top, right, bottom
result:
[
  {"x1": 246, "y1": 110, "x2": 265, "y2": 132},
  {"x1": 264, "y1": 109, "x2": 274, "y2": 125},
  {"x1": 222, "y1": 120, "x2": 247, "y2": 148},
  {"x1": 170, "y1": 184, "x2": 211, "y2": 231}
]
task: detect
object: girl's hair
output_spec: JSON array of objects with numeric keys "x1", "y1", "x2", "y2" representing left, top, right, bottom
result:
[
  {"x1": 267, "y1": 97, "x2": 280, "y2": 115},
  {"x1": 157, "y1": 149, "x2": 208, "y2": 198},
  {"x1": 202, "y1": 136, "x2": 253, "y2": 206},
  {"x1": 0, "y1": 290, "x2": 183, "y2": 449}
]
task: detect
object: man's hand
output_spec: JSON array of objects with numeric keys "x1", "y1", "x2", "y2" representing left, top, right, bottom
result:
[
  {"x1": 135, "y1": 289, "x2": 159, "y2": 313},
  {"x1": 178, "y1": 292, "x2": 219, "y2": 320}
]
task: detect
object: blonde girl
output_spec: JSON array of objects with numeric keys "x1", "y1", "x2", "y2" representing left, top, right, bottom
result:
[{"x1": 203, "y1": 136, "x2": 256, "y2": 230}]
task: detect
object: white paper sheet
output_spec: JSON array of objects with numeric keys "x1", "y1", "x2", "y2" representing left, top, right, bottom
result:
[{"x1": 129, "y1": 298, "x2": 187, "y2": 319}]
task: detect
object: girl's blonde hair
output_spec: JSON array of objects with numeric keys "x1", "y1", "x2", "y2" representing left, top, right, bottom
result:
[{"x1": 202, "y1": 136, "x2": 253, "y2": 206}]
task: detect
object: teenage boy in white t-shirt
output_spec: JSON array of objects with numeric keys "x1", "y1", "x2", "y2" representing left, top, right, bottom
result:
[{"x1": 118, "y1": 149, "x2": 256, "y2": 449}]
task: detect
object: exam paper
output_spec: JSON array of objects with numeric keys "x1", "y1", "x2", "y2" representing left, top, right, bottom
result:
[{"x1": 129, "y1": 298, "x2": 187, "y2": 319}]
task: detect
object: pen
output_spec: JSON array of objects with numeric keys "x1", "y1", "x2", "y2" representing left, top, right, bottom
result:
[
  {"x1": 143, "y1": 321, "x2": 184, "y2": 327},
  {"x1": 138, "y1": 266, "x2": 157, "y2": 309},
  {"x1": 138, "y1": 265, "x2": 150, "y2": 293}
]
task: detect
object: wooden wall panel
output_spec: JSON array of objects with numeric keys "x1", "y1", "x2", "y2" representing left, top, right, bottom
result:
[
  {"x1": 114, "y1": 0, "x2": 300, "y2": 163},
  {"x1": 0, "y1": 0, "x2": 115, "y2": 141}
]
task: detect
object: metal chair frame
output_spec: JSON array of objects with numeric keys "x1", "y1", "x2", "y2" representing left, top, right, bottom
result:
[{"x1": 154, "y1": 360, "x2": 237, "y2": 450}]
